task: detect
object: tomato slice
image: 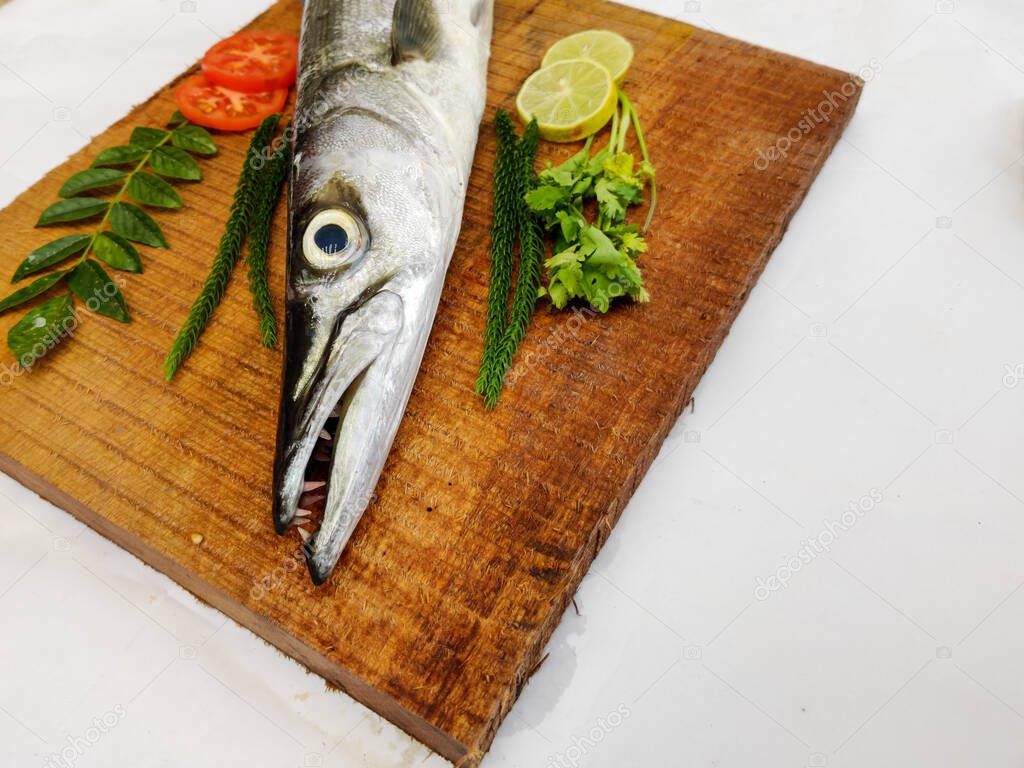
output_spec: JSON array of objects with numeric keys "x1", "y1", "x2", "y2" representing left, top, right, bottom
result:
[
  {"x1": 202, "y1": 31, "x2": 299, "y2": 93},
  {"x1": 175, "y1": 74, "x2": 287, "y2": 132}
]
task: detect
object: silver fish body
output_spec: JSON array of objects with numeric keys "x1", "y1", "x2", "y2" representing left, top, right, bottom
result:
[{"x1": 273, "y1": 0, "x2": 493, "y2": 584}]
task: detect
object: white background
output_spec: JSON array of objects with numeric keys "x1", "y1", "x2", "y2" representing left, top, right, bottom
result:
[{"x1": 2, "y1": 0, "x2": 1023, "y2": 766}]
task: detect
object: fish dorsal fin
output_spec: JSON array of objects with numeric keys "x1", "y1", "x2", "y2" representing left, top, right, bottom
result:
[{"x1": 391, "y1": 0, "x2": 442, "y2": 63}]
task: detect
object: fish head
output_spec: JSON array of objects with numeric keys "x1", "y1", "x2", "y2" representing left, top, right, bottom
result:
[{"x1": 273, "y1": 104, "x2": 455, "y2": 584}]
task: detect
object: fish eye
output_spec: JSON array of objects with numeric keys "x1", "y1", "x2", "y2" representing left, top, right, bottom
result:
[{"x1": 302, "y1": 209, "x2": 365, "y2": 270}]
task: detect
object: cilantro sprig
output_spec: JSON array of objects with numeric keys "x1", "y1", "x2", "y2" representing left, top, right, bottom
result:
[{"x1": 525, "y1": 90, "x2": 655, "y2": 312}]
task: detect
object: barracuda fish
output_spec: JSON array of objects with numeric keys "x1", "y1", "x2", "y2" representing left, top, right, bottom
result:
[{"x1": 273, "y1": 0, "x2": 493, "y2": 584}]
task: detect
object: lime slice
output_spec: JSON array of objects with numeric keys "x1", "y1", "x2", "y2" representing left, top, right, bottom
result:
[
  {"x1": 516, "y1": 59, "x2": 616, "y2": 143},
  {"x1": 541, "y1": 29, "x2": 635, "y2": 85}
]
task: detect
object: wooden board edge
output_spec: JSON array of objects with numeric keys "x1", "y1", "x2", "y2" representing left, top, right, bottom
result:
[{"x1": 0, "y1": 450, "x2": 471, "y2": 765}]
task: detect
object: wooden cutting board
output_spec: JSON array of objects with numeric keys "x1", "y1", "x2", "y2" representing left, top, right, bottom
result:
[{"x1": 0, "y1": 0, "x2": 860, "y2": 764}]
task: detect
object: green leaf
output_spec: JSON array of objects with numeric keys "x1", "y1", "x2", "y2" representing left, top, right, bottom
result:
[
  {"x1": 546, "y1": 245, "x2": 583, "y2": 269},
  {"x1": 618, "y1": 231, "x2": 648, "y2": 256},
  {"x1": 12, "y1": 234, "x2": 90, "y2": 281},
  {"x1": 36, "y1": 197, "x2": 108, "y2": 226},
  {"x1": 0, "y1": 270, "x2": 69, "y2": 313},
  {"x1": 92, "y1": 232, "x2": 142, "y2": 273},
  {"x1": 581, "y1": 267, "x2": 612, "y2": 312},
  {"x1": 68, "y1": 259, "x2": 129, "y2": 322},
  {"x1": 595, "y1": 178, "x2": 626, "y2": 222},
  {"x1": 92, "y1": 145, "x2": 148, "y2": 167},
  {"x1": 7, "y1": 295, "x2": 75, "y2": 365},
  {"x1": 547, "y1": 280, "x2": 568, "y2": 309},
  {"x1": 127, "y1": 172, "x2": 182, "y2": 208},
  {"x1": 171, "y1": 125, "x2": 217, "y2": 156},
  {"x1": 130, "y1": 126, "x2": 169, "y2": 150},
  {"x1": 58, "y1": 168, "x2": 127, "y2": 198},
  {"x1": 555, "y1": 210, "x2": 581, "y2": 243},
  {"x1": 149, "y1": 146, "x2": 201, "y2": 180},
  {"x1": 166, "y1": 110, "x2": 187, "y2": 128},
  {"x1": 580, "y1": 226, "x2": 625, "y2": 268},
  {"x1": 524, "y1": 185, "x2": 567, "y2": 212},
  {"x1": 109, "y1": 202, "x2": 168, "y2": 248}
]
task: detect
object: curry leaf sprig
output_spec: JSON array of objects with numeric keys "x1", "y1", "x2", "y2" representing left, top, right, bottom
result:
[
  {"x1": 0, "y1": 110, "x2": 217, "y2": 368},
  {"x1": 163, "y1": 113, "x2": 283, "y2": 380},
  {"x1": 526, "y1": 90, "x2": 655, "y2": 312}
]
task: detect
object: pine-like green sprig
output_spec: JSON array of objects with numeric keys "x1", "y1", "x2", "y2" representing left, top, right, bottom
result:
[
  {"x1": 475, "y1": 110, "x2": 522, "y2": 400},
  {"x1": 491, "y1": 118, "x2": 542, "y2": 404},
  {"x1": 246, "y1": 123, "x2": 290, "y2": 349},
  {"x1": 163, "y1": 113, "x2": 281, "y2": 379}
]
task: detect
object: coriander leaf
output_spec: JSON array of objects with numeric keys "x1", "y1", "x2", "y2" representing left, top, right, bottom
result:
[
  {"x1": 581, "y1": 227, "x2": 625, "y2": 268},
  {"x1": 109, "y1": 202, "x2": 168, "y2": 248},
  {"x1": 92, "y1": 232, "x2": 142, "y2": 273},
  {"x1": 167, "y1": 110, "x2": 187, "y2": 128},
  {"x1": 0, "y1": 270, "x2": 69, "y2": 313},
  {"x1": 524, "y1": 185, "x2": 567, "y2": 212},
  {"x1": 618, "y1": 231, "x2": 648, "y2": 256},
  {"x1": 130, "y1": 126, "x2": 169, "y2": 149},
  {"x1": 149, "y1": 146, "x2": 201, "y2": 180},
  {"x1": 554, "y1": 263, "x2": 584, "y2": 299},
  {"x1": 555, "y1": 210, "x2": 581, "y2": 243},
  {"x1": 68, "y1": 259, "x2": 129, "y2": 322},
  {"x1": 595, "y1": 177, "x2": 627, "y2": 222},
  {"x1": 541, "y1": 167, "x2": 575, "y2": 188},
  {"x1": 547, "y1": 280, "x2": 568, "y2": 309},
  {"x1": 171, "y1": 125, "x2": 217, "y2": 156},
  {"x1": 12, "y1": 234, "x2": 90, "y2": 281},
  {"x1": 58, "y1": 168, "x2": 127, "y2": 198},
  {"x1": 571, "y1": 177, "x2": 592, "y2": 196},
  {"x1": 127, "y1": 172, "x2": 182, "y2": 208},
  {"x1": 7, "y1": 294, "x2": 75, "y2": 365},
  {"x1": 92, "y1": 145, "x2": 148, "y2": 167},
  {"x1": 37, "y1": 197, "x2": 108, "y2": 226},
  {"x1": 581, "y1": 267, "x2": 612, "y2": 313},
  {"x1": 546, "y1": 244, "x2": 583, "y2": 269}
]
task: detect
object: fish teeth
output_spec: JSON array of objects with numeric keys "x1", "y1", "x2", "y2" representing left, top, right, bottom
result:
[
  {"x1": 297, "y1": 527, "x2": 311, "y2": 543},
  {"x1": 303, "y1": 480, "x2": 327, "y2": 492},
  {"x1": 319, "y1": 429, "x2": 332, "y2": 441}
]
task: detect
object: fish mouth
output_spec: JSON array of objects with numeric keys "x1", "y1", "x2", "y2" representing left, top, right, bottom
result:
[{"x1": 273, "y1": 289, "x2": 405, "y2": 585}]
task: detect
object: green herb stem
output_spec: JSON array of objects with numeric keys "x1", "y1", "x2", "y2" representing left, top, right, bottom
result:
[
  {"x1": 619, "y1": 91, "x2": 657, "y2": 232},
  {"x1": 476, "y1": 110, "x2": 523, "y2": 401},
  {"x1": 246, "y1": 125, "x2": 291, "y2": 349},
  {"x1": 491, "y1": 120, "x2": 542, "y2": 408},
  {"x1": 163, "y1": 113, "x2": 281, "y2": 380}
]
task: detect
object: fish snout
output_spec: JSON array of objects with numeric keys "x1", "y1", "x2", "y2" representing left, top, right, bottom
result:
[{"x1": 272, "y1": 290, "x2": 406, "y2": 583}]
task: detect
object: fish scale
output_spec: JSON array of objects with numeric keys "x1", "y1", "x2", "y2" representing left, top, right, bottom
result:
[{"x1": 274, "y1": 0, "x2": 493, "y2": 584}]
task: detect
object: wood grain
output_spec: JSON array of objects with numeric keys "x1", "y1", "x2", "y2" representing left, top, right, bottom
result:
[{"x1": 0, "y1": 0, "x2": 860, "y2": 763}]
